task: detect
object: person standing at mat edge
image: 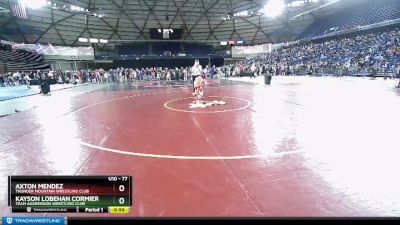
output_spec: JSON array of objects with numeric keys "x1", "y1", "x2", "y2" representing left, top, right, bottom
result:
[{"x1": 191, "y1": 59, "x2": 203, "y2": 93}]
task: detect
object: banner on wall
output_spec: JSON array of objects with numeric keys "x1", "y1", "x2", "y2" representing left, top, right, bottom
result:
[
  {"x1": 7, "y1": 42, "x2": 94, "y2": 61},
  {"x1": 231, "y1": 43, "x2": 273, "y2": 58}
]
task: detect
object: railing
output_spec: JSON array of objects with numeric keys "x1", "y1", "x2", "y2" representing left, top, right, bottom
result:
[
  {"x1": 95, "y1": 54, "x2": 227, "y2": 60},
  {"x1": 222, "y1": 66, "x2": 399, "y2": 78},
  {"x1": 300, "y1": 18, "x2": 400, "y2": 43},
  {"x1": 262, "y1": 67, "x2": 399, "y2": 77}
]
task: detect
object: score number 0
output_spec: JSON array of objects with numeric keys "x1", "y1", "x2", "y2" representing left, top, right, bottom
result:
[
  {"x1": 118, "y1": 184, "x2": 125, "y2": 205},
  {"x1": 108, "y1": 177, "x2": 129, "y2": 205}
]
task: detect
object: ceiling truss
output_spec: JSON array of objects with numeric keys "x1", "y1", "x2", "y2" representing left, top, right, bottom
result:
[{"x1": 0, "y1": 0, "x2": 338, "y2": 50}]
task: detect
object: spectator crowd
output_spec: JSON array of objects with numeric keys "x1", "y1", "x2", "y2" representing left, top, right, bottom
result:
[
  {"x1": 240, "y1": 28, "x2": 400, "y2": 77},
  {"x1": 2, "y1": 28, "x2": 400, "y2": 88},
  {"x1": 0, "y1": 66, "x2": 224, "y2": 87}
]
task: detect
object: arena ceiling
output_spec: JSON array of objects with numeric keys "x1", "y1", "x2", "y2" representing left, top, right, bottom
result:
[{"x1": 0, "y1": 0, "x2": 343, "y2": 51}]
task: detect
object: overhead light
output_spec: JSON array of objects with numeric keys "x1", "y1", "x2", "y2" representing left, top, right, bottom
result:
[
  {"x1": 234, "y1": 10, "x2": 248, "y2": 17},
  {"x1": 43, "y1": 2, "x2": 104, "y2": 18},
  {"x1": 21, "y1": 0, "x2": 47, "y2": 9},
  {"x1": 220, "y1": 41, "x2": 227, "y2": 46},
  {"x1": 79, "y1": 38, "x2": 88, "y2": 42},
  {"x1": 89, "y1": 38, "x2": 99, "y2": 43},
  {"x1": 99, "y1": 39, "x2": 108, "y2": 44},
  {"x1": 260, "y1": 0, "x2": 285, "y2": 18},
  {"x1": 290, "y1": 0, "x2": 305, "y2": 7}
]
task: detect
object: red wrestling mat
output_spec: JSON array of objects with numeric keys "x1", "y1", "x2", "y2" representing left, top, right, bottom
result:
[{"x1": 1, "y1": 78, "x2": 400, "y2": 217}]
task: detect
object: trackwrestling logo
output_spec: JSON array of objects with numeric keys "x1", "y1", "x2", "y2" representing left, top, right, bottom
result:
[{"x1": 2, "y1": 217, "x2": 64, "y2": 225}]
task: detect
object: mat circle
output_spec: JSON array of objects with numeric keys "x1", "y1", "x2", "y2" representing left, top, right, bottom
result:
[{"x1": 163, "y1": 96, "x2": 251, "y2": 113}]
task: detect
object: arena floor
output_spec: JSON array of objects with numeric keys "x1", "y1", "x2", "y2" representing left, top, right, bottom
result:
[{"x1": 1, "y1": 76, "x2": 400, "y2": 217}]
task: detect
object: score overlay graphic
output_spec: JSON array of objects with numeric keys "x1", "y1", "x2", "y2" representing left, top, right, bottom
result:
[{"x1": 8, "y1": 176, "x2": 132, "y2": 213}]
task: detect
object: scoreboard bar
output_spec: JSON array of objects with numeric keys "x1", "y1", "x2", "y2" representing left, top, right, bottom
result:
[
  {"x1": 8, "y1": 176, "x2": 132, "y2": 213},
  {"x1": 9, "y1": 176, "x2": 130, "y2": 183},
  {"x1": 11, "y1": 206, "x2": 129, "y2": 213}
]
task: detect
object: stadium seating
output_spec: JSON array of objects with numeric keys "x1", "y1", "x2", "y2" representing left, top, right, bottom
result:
[
  {"x1": 152, "y1": 42, "x2": 181, "y2": 56},
  {"x1": 183, "y1": 43, "x2": 212, "y2": 57},
  {"x1": 113, "y1": 42, "x2": 214, "y2": 59},
  {"x1": 246, "y1": 28, "x2": 400, "y2": 76},
  {"x1": 0, "y1": 43, "x2": 50, "y2": 73},
  {"x1": 116, "y1": 44, "x2": 149, "y2": 56},
  {"x1": 299, "y1": 0, "x2": 400, "y2": 39}
]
